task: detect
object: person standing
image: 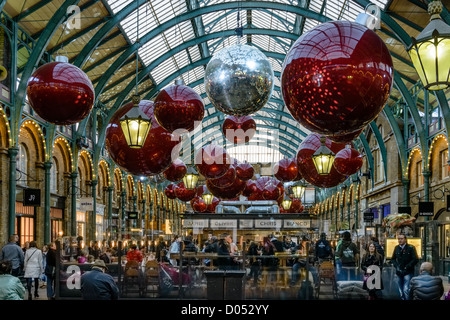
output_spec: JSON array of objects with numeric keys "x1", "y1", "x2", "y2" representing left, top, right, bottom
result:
[
  {"x1": 167, "y1": 235, "x2": 181, "y2": 267},
  {"x1": 45, "y1": 242, "x2": 57, "y2": 300},
  {"x1": 23, "y1": 241, "x2": 43, "y2": 300},
  {"x1": 80, "y1": 259, "x2": 119, "y2": 300},
  {"x1": 361, "y1": 242, "x2": 384, "y2": 300},
  {"x1": 0, "y1": 260, "x2": 26, "y2": 300},
  {"x1": 155, "y1": 236, "x2": 167, "y2": 263},
  {"x1": 391, "y1": 233, "x2": 418, "y2": 300},
  {"x1": 315, "y1": 233, "x2": 332, "y2": 261},
  {"x1": 0, "y1": 235, "x2": 25, "y2": 277},
  {"x1": 337, "y1": 231, "x2": 359, "y2": 281},
  {"x1": 409, "y1": 262, "x2": 444, "y2": 300}
]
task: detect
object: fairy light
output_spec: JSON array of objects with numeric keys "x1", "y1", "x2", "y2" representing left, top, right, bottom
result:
[
  {"x1": 405, "y1": 147, "x2": 422, "y2": 176},
  {"x1": 98, "y1": 159, "x2": 111, "y2": 186},
  {"x1": 0, "y1": 106, "x2": 12, "y2": 144},
  {"x1": 427, "y1": 133, "x2": 448, "y2": 170},
  {"x1": 54, "y1": 136, "x2": 74, "y2": 170},
  {"x1": 79, "y1": 149, "x2": 95, "y2": 179},
  {"x1": 19, "y1": 120, "x2": 46, "y2": 158}
]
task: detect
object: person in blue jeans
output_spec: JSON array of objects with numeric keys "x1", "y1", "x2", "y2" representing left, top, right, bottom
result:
[
  {"x1": 44, "y1": 242, "x2": 57, "y2": 300},
  {"x1": 391, "y1": 234, "x2": 418, "y2": 300}
]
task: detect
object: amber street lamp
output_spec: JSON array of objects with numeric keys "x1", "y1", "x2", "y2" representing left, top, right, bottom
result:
[
  {"x1": 312, "y1": 136, "x2": 335, "y2": 175},
  {"x1": 202, "y1": 189, "x2": 214, "y2": 206},
  {"x1": 290, "y1": 181, "x2": 306, "y2": 199},
  {"x1": 281, "y1": 194, "x2": 293, "y2": 211},
  {"x1": 408, "y1": 0, "x2": 450, "y2": 91},
  {"x1": 183, "y1": 166, "x2": 199, "y2": 189},
  {"x1": 120, "y1": 95, "x2": 151, "y2": 148}
]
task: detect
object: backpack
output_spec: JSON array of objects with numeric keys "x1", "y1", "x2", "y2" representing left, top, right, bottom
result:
[{"x1": 341, "y1": 245, "x2": 355, "y2": 263}]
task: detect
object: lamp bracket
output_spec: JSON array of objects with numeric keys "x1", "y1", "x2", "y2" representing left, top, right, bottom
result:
[{"x1": 355, "y1": 4, "x2": 381, "y2": 30}]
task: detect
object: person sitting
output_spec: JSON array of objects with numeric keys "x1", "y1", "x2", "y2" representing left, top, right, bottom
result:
[
  {"x1": 0, "y1": 260, "x2": 26, "y2": 300},
  {"x1": 80, "y1": 259, "x2": 119, "y2": 300},
  {"x1": 409, "y1": 262, "x2": 444, "y2": 300},
  {"x1": 126, "y1": 244, "x2": 143, "y2": 263}
]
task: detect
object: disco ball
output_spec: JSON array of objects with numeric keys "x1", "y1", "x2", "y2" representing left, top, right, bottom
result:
[{"x1": 204, "y1": 44, "x2": 274, "y2": 116}]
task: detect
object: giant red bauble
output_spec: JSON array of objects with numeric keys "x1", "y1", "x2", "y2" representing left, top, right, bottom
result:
[
  {"x1": 27, "y1": 61, "x2": 95, "y2": 125},
  {"x1": 206, "y1": 177, "x2": 246, "y2": 200},
  {"x1": 174, "y1": 181, "x2": 197, "y2": 202},
  {"x1": 163, "y1": 158, "x2": 187, "y2": 182},
  {"x1": 273, "y1": 158, "x2": 299, "y2": 182},
  {"x1": 208, "y1": 166, "x2": 236, "y2": 188},
  {"x1": 191, "y1": 196, "x2": 207, "y2": 212},
  {"x1": 296, "y1": 133, "x2": 348, "y2": 188},
  {"x1": 205, "y1": 197, "x2": 220, "y2": 213},
  {"x1": 164, "y1": 183, "x2": 177, "y2": 199},
  {"x1": 153, "y1": 82, "x2": 204, "y2": 133},
  {"x1": 262, "y1": 182, "x2": 281, "y2": 201},
  {"x1": 235, "y1": 162, "x2": 254, "y2": 181},
  {"x1": 195, "y1": 144, "x2": 231, "y2": 179},
  {"x1": 255, "y1": 176, "x2": 284, "y2": 196},
  {"x1": 242, "y1": 180, "x2": 257, "y2": 197},
  {"x1": 333, "y1": 145, "x2": 363, "y2": 176},
  {"x1": 105, "y1": 100, "x2": 181, "y2": 176},
  {"x1": 281, "y1": 20, "x2": 393, "y2": 140},
  {"x1": 222, "y1": 115, "x2": 256, "y2": 145}
]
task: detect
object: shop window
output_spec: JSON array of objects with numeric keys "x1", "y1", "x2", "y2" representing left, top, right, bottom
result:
[
  {"x1": 16, "y1": 143, "x2": 28, "y2": 185},
  {"x1": 440, "y1": 149, "x2": 449, "y2": 180},
  {"x1": 50, "y1": 157, "x2": 58, "y2": 193},
  {"x1": 417, "y1": 160, "x2": 424, "y2": 187},
  {"x1": 374, "y1": 149, "x2": 384, "y2": 182}
]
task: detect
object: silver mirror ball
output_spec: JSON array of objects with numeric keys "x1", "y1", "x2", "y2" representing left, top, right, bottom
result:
[{"x1": 204, "y1": 44, "x2": 274, "y2": 116}]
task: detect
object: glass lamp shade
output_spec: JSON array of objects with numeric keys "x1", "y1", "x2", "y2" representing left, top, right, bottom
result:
[
  {"x1": 312, "y1": 136, "x2": 335, "y2": 175},
  {"x1": 290, "y1": 183, "x2": 306, "y2": 199},
  {"x1": 182, "y1": 167, "x2": 199, "y2": 189},
  {"x1": 202, "y1": 190, "x2": 214, "y2": 206},
  {"x1": 281, "y1": 195, "x2": 292, "y2": 211},
  {"x1": 408, "y1": 1, "x2": 450, "y2": 91},
  {"x1": 119, "y1": 96, "x2": 151, "y2": 148}
]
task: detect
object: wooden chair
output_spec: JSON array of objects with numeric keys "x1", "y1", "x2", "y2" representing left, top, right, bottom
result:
[
  {"x1": 143, "y1": 260, "x2": 160, "y2": 297},
  {"x1": 122, "y1": 260, "x2": 143, "y2": 297}
]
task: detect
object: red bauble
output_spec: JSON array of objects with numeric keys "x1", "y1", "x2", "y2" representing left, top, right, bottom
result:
[
  {"x1": 27, "y1": 61, "x2": 95, "y2": 125},
  {"x1": 296, "y1": 133, "x2": 348, "y2": 188},
  {"x1": 255, "y1": 176, "x2": 284, "y2": 196},
  {"x1": 235, "y1": 162, "x2": 254, "y2": 181},
  {"x1": 263, "y1": 182, "x2": 281, "y2": 201},
  {"x1": 242, "y1": 180, "x2": 257, "y2": 197},
  {"x1": 208, "y1": 166, "x2": 236, "y2": 188},
  {"x1": 195, "y1": 144, "x2": 231, "y2": 179},
  {"x1": 196, "y1": 185, "x2": 207, "y2": 197},
  {"x1": 163, "y1": 158, "x2": 187, "y2": 182},
  {"x1": 154, "y1": 82, "x2": 204, "y2": 133},
  {"x1": 191, "y1": 196, "x2": 207, "y2": 212},
  {"x1": 282, "y1": 20, "x2": 393, "y2": 140},
  {"x1": 333, "y1": 145, "x2": 363, "y2": 176},
  {"x1": 105, "y1": 100, "x2": 181, "y2": 176},
  {"x1": 329, "y1": 128, "x2": 364, "y2": 144},
  {"x1": 222, "y1": 115, "x2": 256, "y2": 144},
  {"x1": 273, "y1": 158, "x2": 299, "y2": 182},
  {"x1": 206, "y1": 177, "x2": 246, "y2": 200},
  {"x1": 164, "y1": 183, "x2": 177, "y2": 199},
  {"x1": 205, "y1": 197, "x2": 220, "y2": 213},
  {"x1": 290, "y1": 199, "x2": 304, "y2": 213},
  {"x1": 174, "y1": 182, "x2": 197, "y2": 202}
]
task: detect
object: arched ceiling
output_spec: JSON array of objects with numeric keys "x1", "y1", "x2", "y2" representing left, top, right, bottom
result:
[{"x1": 3, "y1": 0, "x2": 450, "y2": 167}]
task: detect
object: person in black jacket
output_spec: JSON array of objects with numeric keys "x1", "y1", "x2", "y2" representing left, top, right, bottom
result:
[
  {"x1": 361, "y1": 242, "x2": 384, "y2": 299},
  {"x1": 44, "y1": 242, "x2": 57, "y2": 300},
  {"x1": 155, "y1": 236, "x2": 167, "y2": 263},
  {"x1": 391, "y1": 233, "x2": 418, "y2": 300},
  {"x1": 409, "y1": 262, "x2": 444, "y2": 300},
  {"x1": 80, "y1": 259, "x2": 119, "y2": 300}
]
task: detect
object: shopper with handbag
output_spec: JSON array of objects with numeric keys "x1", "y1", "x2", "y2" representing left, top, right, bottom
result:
[{"x1": 23, "y1": 241, "x2": 43, "y2": 300}]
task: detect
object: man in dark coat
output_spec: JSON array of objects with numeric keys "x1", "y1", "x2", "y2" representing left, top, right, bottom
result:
[
  {"x1": 409, "y1": 262, "x2": 444, "y2": 300},
  {"x1": 80, "y1": 260, "x2": 119, "y2": 300},
  {"x1": 391, "y1": 233, "x2": 418, "y2": 300}
]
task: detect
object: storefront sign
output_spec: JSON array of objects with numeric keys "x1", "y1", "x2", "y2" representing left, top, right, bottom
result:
[
  {"x1": 398, "y1": 206, "x2": 411, "y2": 215},
  {"x1": 283, "y1": 219, "x2": 310, "y2": 228},
  {"x1": 210, "y1": 219, "x2": 237, "y2": 229},
  {"x1": 239, "y1": 219, "x2": 254, "y2": 229},
  {"x1": 418, "y1": 201, "x2": 434, "y2": 216},
  {"x1": 183, "y1": 219, "x2": 208, "y2": 228},
  {"x1": 254, "y1": 219, "x2": 282, "y2": 228},
  {"x1": 23, "y1": 188, "x2": 41, "y2": 206},
  {"x1": 79, "y1": 197, "x2": 93, "y2": 211},
  {"x1": 127, "y1": 211, "x2": 138, "y2": 219}
]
